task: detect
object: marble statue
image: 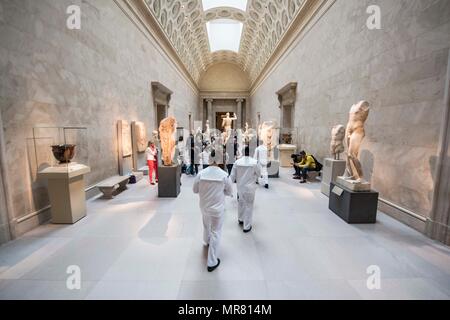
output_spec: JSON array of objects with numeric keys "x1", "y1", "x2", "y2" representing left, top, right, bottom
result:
[
  {"x1": 259, "y1": 121, "x2": 276, "y2": 158},
  {"x1": 159, "y1": 116, "x2": 177, "y2": 166},
  {"x1": 152, "y1": 130, "x2": 159, "y2": 143},
  {"x1": 203, "y1": 120, "x2": 211, "y2": 142},
  {"x1": 243, "y1": 122, "x2": 255, "y2": 144},
  {"x1": 330, "y1": 125, "x2": 345, "y2": 160},
  {"x1": 134, "y1": 121, "x2": 147, "y2": 153},
  {"x1": 337, "y1": 101, "x2": 371, "y2": 191},
  {"x1": 119, "y1": 120, "x2": 132, "y2": 157},
  {"x1": 221, "y1": 112, "x2": 237, "y2": 132}
]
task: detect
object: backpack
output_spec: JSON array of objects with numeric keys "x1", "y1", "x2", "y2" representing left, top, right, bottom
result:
[
  {"x1": 129, "y1": 175, "x2": 137, "y2": 184},
  {"x1": 311, "y1": 155, "x2": 323, "y2": 172}
]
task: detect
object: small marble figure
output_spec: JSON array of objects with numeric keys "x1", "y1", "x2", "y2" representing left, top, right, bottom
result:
[{"x1": 330, "y1": 125, "x2": 345, "y2": 160}]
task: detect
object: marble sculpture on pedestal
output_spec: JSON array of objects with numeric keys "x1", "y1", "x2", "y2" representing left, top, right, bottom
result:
[
  {"x1": 337, "y1": 101, "x2": 371, "y2": 191},
  {"x1": 159, "y1": 116, "x2": 177, "y2": 166},
  {"x1": 330, "y1": 125, "x2": 345, "y2": 160},
  {"x1": 259, "y1": 121, "x2": 276, "y2": 158}
]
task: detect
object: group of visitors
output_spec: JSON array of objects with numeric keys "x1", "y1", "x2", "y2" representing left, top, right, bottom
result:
[
  {"x1": 291, "y1": 151, "x2": 322, "y2": 183},
  {"x1": 145, "y1": 131, "x2": 322, "y2": 273}
]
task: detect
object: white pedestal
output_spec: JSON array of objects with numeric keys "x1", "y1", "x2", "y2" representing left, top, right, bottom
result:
[
  {"x1": 278, "y1": 144, "x2": 297, "y2": 167},
  {"x1": 38, "y1": 164, "x2": 90, "y2": 224},
  {"x1": 336, "y1": 176, "x2": 371, "y2": 192},
  {"x1": 321, "y1": 158, "x2": 346, "y2": 197}
]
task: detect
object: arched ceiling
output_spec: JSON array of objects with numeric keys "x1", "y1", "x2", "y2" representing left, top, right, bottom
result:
[{"x1": 143, "y1": 0, "x2": 307, "y2": 85}]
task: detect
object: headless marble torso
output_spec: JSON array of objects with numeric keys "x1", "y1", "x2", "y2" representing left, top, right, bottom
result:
[
  {"x1": 222, "y1": 113, "x2": 237, "y2": 142},
  {"x1": 159, "y1": 117, "x2": 177, "y2": 166},
  {"x1": 343, "y1": 101, "x2": 370, "y2": 182},
  {"x1": 330, "y1": 125, "x2": 345, "y2": 160}
]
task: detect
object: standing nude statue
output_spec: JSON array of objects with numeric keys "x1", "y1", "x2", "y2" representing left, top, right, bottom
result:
[
  {"x1": 222, "y1": 112, "x2": 237, "y2": 132},
  {"x1": 221, "y1": 112, "x2": 237, "y2": 142},
  {"x1": 330, "y1": 125, "x2": 345, "y2": 160},
  {"x1": 259, "y1": 121, "x2": 276, "y2": 158},
  {"x1": 343, "y1": 101, "x2": 370, "y2": 182}
]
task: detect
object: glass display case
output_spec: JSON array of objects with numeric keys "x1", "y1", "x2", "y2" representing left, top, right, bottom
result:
[
  {"x1": 31, "y1": 126, "x2": 89, "y2": 174},
  {"x1": 32, "y1": 126, "x2": 90, "y2": 224},
  {"x1": 278, "y1": 127, "x2": 299, "y2": 147}
]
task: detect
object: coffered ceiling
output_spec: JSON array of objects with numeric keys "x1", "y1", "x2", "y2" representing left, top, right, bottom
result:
[{"x1": 142, "y1": 0, "x2": 308, "y2": 85}]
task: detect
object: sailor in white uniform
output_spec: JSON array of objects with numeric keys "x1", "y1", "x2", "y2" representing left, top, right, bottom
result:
[
  {"x1": 230, "y1": 146, "x2": 261, "y2": 233},
  {"x1": 193, "y1": 150, "x2": 233, "y2": 272},
  {"x1": 254, "y1": 142, "x2": 269, "y2": 189}
]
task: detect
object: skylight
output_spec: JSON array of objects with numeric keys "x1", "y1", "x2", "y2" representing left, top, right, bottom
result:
[
  {"x1": 206, "y1": 19, "x2": 243, "y2": 52},
  {"x1": 202, "y1": 0, "x2": 248, "y2": 11}
]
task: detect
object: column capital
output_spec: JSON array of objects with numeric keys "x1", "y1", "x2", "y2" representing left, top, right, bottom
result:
[
  {"x1": 236, "y1": 98, "x2": 244, "y2": 103},
  {"x1": 205, "y1": 98, "x2": 214, "y2": 103}
]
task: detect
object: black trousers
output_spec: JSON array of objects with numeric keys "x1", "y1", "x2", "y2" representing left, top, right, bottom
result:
[{"x1": 227, "y1": 164, "x2": 234, "y2": 175}]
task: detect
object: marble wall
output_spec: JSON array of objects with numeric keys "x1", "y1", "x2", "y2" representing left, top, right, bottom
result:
[
  {"x1": 0, "y1": 167, "x2": 10, "y2": 245},
  {"x1": 0, "y1": 0, "x2": 198, "y2": 235},
  {"x1": 251, "y1": 0, "x2": 450, "y2": 222}
]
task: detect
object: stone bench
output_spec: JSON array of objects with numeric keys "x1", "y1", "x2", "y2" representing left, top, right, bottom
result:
[
  {"x1": 96, "y1": 176, "x2": 129, "y2": 199},
  {"x1": 138, "y1": 165, "x2": 149, "y2": 175}
]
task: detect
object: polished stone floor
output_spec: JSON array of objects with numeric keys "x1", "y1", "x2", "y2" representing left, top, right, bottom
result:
[{"x1": 0, "y1": 168, "x2": 449, "y2": 300}]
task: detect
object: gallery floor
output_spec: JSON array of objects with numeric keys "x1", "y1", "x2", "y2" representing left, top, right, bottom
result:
[{"x1": 0, "y1": 168, "x2": 449, "y2": 300}]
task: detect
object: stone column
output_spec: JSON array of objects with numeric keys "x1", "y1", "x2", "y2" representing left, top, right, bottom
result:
[
  {"x1": 206, "y1": 99, "x2": 213, "y2": 130},
  {"x1": 236, "y1": 98, "x2": 244, "y2": 129},
  {"x1": 279, "y1": 104, "x2": 284, "y2": 130}
]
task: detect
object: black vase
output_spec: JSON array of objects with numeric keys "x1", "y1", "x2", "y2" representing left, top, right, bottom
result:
[{"x1": 51, "y1": 144, "x2": 76, "y2": 164}]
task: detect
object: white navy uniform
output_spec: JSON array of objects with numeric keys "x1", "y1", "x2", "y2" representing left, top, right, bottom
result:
[
  {"x1": 230, "y1": 156, "x2": 261, "y2": 231},
  {"x1": 193, "y1": 166, "x2": 233, "y2": 267}
]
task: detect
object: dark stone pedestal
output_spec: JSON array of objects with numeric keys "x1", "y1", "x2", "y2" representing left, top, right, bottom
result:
[
  {"x1": 158, "y1": 165, "x2": 181, "y2": 198},
  {"x1": 329, "y1": 182, "x2": 379, "y2": 224}
]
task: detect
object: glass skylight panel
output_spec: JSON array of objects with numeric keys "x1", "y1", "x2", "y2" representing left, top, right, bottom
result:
[
  {"x1": 206, "y1": 19, "x2": 243, "y2": 52},
  {"x1": 202, "y1": 0, "x2": 248, "y2": 11}
]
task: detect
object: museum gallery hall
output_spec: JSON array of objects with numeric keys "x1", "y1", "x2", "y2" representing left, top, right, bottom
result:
[{"x1": 0, "y1": 0, "x2": 450, "y2": 300}]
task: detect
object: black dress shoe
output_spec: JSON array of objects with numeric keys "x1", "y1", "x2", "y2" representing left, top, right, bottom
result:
[
  {"x1": 293, "y1": 176, "x2": 301, "y2": 180},
  {"x1": 207, "y1": 259, "x2": 221, "y2": 272},
  {"x1": 265, "y1": 184, "x2": 269, "y2": 189},
  {"x1": 243, "y1": 226, "x2": 252, "y2": 233},
  {"x1": 238, "y1": 220, "x2": 243, "y2": 225},
  {"x1": 300, "y1": 180, "x2": 307, "y2": 184}
]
